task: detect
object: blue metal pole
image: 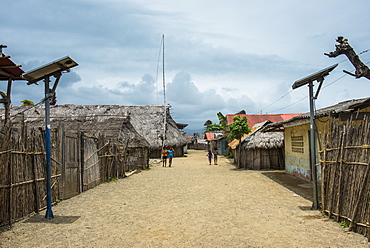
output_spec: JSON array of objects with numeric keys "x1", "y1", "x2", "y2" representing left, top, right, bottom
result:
[{"x1": 44, "y1": 77, "x2": 54, "y2": 218}]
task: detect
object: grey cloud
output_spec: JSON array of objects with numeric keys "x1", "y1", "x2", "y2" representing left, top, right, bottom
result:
[{"x1": 167, "y1": 72, "x2": 203, "y2": 104}]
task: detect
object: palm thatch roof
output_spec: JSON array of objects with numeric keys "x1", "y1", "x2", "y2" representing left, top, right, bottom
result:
[
  {"x1": 4, "y1": 104, "x2": 187, "y2": 149},
  {"x1": 244, "y1": 131, "x2": 284, "y2": 149},
  {"x1": 117, "y1": 115, "x2": 150, "y2": 148}
]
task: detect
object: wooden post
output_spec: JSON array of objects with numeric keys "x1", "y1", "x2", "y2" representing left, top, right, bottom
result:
[
  {"x1": 8, "y1": 129, "x2": 12, "y2": 225},
  {"x1": 336, "y1": 127, "x2": 346, "y2": 219},
  {"x1": 79, "y1": 130, "x2": 84, "y2": 193},
  {"x1": 31, "y1": 128, "x2": 40, "y2": 213},
  {"x1": 4, "y1": 78, "x2": 12, "y2": 126},
  {"x1": 349, "y1": 162, "x2": 370, "y2": 231},
  {"x1": 60, "y1": 123, "x2": 66, "y2": 199},
  {"x1": 321, "y1": 146, "x2": 327, "y2": 213}
]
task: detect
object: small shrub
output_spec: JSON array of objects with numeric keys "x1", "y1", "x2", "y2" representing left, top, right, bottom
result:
[{"x1": 340, "y1": 221, "x2": 349, "y2": 228}]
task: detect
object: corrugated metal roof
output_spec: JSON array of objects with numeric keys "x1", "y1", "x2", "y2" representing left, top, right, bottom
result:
[
  {"x1": 226, "y1": 113, "x2": 302, "y2": 127},
  {"x1": 205, "y1": 132, "x2": 215, "y2": 141},
  {"x1": 0, "y1": 55, "x2": 24, "y2": 80}
]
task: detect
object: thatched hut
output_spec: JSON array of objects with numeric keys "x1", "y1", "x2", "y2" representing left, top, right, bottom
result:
[
  {"x1": 4, "y1": 104, "x2": 188, "y2": 159},
  {"x1": 240, "y1": 131, "x2": 285, "y2": 170}
]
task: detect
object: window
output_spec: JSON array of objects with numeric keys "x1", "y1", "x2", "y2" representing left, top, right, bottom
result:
[{"x1": 291, "y1": 135, "x2": 304, "y2": 153}]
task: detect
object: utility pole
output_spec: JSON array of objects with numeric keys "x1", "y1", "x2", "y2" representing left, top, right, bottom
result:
[{"x1": 292, "y1": 64, "x2": 337, "y2": 210}]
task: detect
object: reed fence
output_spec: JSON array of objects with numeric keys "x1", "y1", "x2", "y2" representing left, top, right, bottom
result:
[
  {"x1": 188, "y1": 143, "x2": 208, "y2": 150},
  {"x1": 0, "y1": 120, "x2": 140, "y2": 227},
  {"x1": 0, "y1": 124, "x2": 60, "y2": 226},
  {"x1": 320, "y1": 117, "x2": 370, "y2": 240}
]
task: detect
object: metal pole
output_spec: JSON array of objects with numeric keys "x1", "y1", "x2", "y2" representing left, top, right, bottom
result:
[
  {"x1": 308, "y1": 81, "x2": 319, "y2": 209},
  {"x1": 44, "y1": 77, "x2": 54, "y2": 218}
]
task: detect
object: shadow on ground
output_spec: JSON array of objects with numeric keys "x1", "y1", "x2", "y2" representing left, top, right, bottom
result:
[
  {"x1": 225, "y1": 158, "x2": 314, "y2": 202},
  {"x1": 262, "y1": 170, "x2": 314, "y2": 202},
  {"x1": 23, "y1": 214, "x2": 80, "y2": 224}
]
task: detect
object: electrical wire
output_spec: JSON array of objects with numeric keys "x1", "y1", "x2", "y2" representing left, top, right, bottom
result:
[
  {"x1": 8, "y1": 99, "x2": 45, "y2": 120},
  {"x1": 260, "y1": 49, "x2": 370, "y2": 114}
]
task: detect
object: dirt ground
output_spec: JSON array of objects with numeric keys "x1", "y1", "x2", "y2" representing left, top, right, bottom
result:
[{"x1": 0, "y1": 149, "x2": 368, "y2": 248}]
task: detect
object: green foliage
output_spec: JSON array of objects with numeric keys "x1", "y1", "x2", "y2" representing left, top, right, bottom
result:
[
  {"x1": 206, "y1": 123, "x2": 224, "y2": 132},
  {"x1": 109, "y1": 177, "x2": 117, "y2": 182},
  {"x1": 228, "y1": 115, "x2": 250, "y2": 140},
  {"x1": 340, "y1": 221, "x2": 349, "y2": 228},
  {"x1": 224, "y1": 147, "x2": 234, "y2": 158},
  {"x1": 21, "y1": 99, "x2": 35, "y2": 106},
  {"x1": 0, "y1": 91, "x2": 7, "y2": 106},
  {"x1": 236, "y1": 110, "x2": 246, "y2": 114},
  {"x1": 204, "y1": 120, "x2": 213, "y2": 131},
  {"x1": 205, "y1": 112, "x2": 227, "y2": 133},
  {"x1": 204, "y1": 120, "x2": 212, "y2": 127},
  {"x1": 228, "y1": 115, "x2": 250, "y2": 168}
]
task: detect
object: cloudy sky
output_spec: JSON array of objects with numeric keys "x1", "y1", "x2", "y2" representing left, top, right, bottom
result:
[{"x1": 2, "y1": 0, "x2": 370, "y2": 134}]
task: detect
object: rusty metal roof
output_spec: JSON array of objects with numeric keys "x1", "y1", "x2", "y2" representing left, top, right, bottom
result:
[
  {"x1": 226, "y1": 113, "x2": 302, "y2": 128},
  {"x1": 0, "y1": 55, "x2": 25, "y2": 80}
]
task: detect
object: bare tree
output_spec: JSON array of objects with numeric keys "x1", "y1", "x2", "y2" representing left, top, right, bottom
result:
[{"x1": 325, "y1": 36, "x2": 370, "y2": 80}]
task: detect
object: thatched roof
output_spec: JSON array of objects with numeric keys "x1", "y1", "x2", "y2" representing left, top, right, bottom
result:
[
  {"x1": 244, "y1": 131, "x2": 284, "y2": 149},
  {"x1": 264, "y1": 97, "x2": 370, "y2": 131},
  {"x1": 294, "y1": 97, "x2": 370, "y2": 119},
  {"x1": 118, "y1": 115, "x2": 150, "y2": 148},
  {"x1": 4, "y1": 104, "x2": 188, "y2": 149}
]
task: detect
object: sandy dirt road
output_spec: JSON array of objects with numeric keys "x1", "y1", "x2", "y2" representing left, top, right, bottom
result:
[{"x1": 0, "y1": 149, "x2": 368, "y2": 247}]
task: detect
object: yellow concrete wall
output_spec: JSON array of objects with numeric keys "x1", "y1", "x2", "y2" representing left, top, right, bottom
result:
[
  {"x1": 284, "y1": 124, "x2": 311, "y2": 181},
  {"x1": 284, "y1": 105, "x2": 370, "y2": 182}
]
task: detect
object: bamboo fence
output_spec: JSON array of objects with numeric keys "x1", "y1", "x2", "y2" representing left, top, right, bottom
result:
[
  {"x1": 0, "y1": 123, "x2": 60, "y2": 226},
  {"x1": 0, "y1": 119, "x2": 146, "y2": 227},
  {"x1": 320, "y1": 117, "x2": 370, "y2": 240},
  {"x1": 82, "y1": 134, "x2": 102, "y2": 192},
  {"x1": 98, "y1": 136, "x2": 127, "y2": 183}
]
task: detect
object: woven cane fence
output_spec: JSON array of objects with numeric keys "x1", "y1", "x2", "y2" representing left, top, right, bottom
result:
[
  {"x1": 0, "y1": 124, "x2": 61, "y2": 226},
  {"x1": 320, "y1": 117, "x2": 370, "y2": 240},
  {"x1": 0, "y1": 120, "x2": 146, "y2": 227}
]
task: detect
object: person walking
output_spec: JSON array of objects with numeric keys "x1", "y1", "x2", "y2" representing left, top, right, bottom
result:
[
  {"x1": 213, "y1": 148, "x2": 218, "y2": 165},
  {"x1": 161, "y1": 148, "x2": 168, "y2": 167},
  {"x1": 206, "y1": 150, "x2": 213, "y2": 165},
  {"x1": 168, "y1": 148, "x2": 174, "y2": 167}
]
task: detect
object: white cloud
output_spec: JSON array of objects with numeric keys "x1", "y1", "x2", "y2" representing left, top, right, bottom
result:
[{"x1": 1, "y1": 0, "x2": 369, "y2": 134}]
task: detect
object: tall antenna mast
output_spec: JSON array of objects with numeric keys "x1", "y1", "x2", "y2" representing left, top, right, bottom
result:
[
  {"x1": 162, "y1": 34, "x2": 167, "y2": 149},
  {"x1": 162, "y1": 34, "x2": 166, "y2": 106}
]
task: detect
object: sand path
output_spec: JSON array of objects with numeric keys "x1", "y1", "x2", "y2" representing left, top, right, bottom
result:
[{"x1": 0, "y1": 149, "x2": 368, "y2": 247}]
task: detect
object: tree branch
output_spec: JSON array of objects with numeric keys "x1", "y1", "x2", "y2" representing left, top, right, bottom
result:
[{"x1": 324, "y1": 36, "x2": 370, "y2": 80}]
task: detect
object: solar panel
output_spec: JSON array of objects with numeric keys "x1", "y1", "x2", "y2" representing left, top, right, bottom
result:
[
  {"x1": 292, "y1": 63, "x2": 338, "y2": 89},
  {"x1": 22, "y1": 56, "x2": 78, "y2": 84}
]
